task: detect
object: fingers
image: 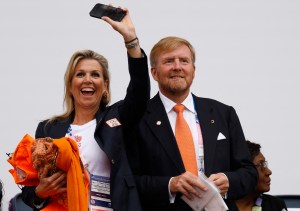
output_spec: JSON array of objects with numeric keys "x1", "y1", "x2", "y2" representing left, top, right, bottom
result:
[
  {"x1": 35, "y1": 171, "x2": 67, "y2": 198},
  {"x1": 208, "y1": 173, "x2": 229, "y2": 195},
  {"x1": 100, "y1": 5, "x2": 136, "y2": 41},
  {"x1": 170, "y1": 172, "x2": 208, "y2": 200}
]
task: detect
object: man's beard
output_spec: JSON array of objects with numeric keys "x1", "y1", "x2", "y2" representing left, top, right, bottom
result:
[{"x1": 167, "y1": 80, "x2": 188, "y2": 95}]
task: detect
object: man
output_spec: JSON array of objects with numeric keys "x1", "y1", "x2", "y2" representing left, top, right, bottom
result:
[
  {"x1": 128, "y1": 36, "x2": 258, "y2": 210},
  {"x1": 226, "y1": 140, "x2": 287, "y2": 211}
]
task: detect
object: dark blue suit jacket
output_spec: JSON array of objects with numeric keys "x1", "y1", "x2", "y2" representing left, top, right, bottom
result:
[
  {"x1": 22, "y1": 53, "x2": 150, "y2": 211},
  {"x1": 129, "y1": 93, "x2": 258, "y2": 211}
]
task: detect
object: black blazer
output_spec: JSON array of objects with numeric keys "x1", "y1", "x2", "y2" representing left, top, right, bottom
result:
[
  {"x1": 22, "y1": 53, "x2": 150, "y2": 211},
  {"x1": 129, "y1": 93, "x2": 258, "y2": 211},
  {"x1": 226, "y1": 194, "x2": 288, "y2": 211}
]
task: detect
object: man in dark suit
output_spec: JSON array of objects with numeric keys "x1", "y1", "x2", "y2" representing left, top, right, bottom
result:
[{"x1": 128, "y1": 36, "x2": 258, "y2": 210}]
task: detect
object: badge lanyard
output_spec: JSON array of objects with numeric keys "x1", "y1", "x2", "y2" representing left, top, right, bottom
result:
[
  {"x1": 193, "y1": 102, "x2": 205, "y2": 174},
  {"x1": 89, "y1": 174, "x2": 113, "y2": 211}
]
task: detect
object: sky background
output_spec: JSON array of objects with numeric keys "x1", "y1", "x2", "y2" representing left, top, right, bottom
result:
[{"x1": 1, "y1": 0, "x2": 299, "y2": 210}]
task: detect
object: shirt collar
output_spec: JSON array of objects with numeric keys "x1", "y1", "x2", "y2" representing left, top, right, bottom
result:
[{"x1": 159, "y1": 92, "x2": 195, "y2": 114}]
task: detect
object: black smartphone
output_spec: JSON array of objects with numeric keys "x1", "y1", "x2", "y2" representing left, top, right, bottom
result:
[{"x1": 89, "y1": 3, "x2": 126, "y2": 22}]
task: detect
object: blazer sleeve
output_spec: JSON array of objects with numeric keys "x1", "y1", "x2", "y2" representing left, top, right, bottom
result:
[
  {"x1": 119, "y1": 49, "x2": 150, "y2": 134},
  {"x1": 223, "y1": 106, "x2": 258, "y2": 199},
  {"x1": 129, "y1": 119, "x2": 176, "y2": 205}
]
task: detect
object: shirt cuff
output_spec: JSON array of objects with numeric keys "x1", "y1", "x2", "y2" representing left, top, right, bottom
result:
[
  {"x1": 168, "y1": 177, "x2": 176, "y2": 203},
  {"x1": 220, "y1": 173, "x2": 229, "y2": 199}
]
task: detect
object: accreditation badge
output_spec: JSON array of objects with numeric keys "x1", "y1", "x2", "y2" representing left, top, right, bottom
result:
[{"x1": 90, "y1": 174, "x2": 113, "y2": 211}]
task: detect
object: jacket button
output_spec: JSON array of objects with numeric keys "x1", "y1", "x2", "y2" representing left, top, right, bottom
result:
[{"x1": 111, "y1": 159, "x2": 115, "y2": 164}]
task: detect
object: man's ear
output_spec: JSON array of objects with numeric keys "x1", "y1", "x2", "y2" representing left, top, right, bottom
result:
[
  {"x1": 151, "y1": 67, "x2": 158, "y2": 81},
  {"x1": 192, "y1": 66, "x2": 196, "y2": 79}
]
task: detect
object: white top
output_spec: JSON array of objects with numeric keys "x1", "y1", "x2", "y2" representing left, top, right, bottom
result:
[
  {"x1": 66, "y1": 119, "x2": 113, "y2": 210},
  {"x1": 65, "y1": 119, "x2": 110, "y2": 177}
]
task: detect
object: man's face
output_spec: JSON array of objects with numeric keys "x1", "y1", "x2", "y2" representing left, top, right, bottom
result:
[
  {"x1": 254, "y1": 152, "x2": 272, "y2": 193},
  {"x1": 151, "y1": 45, "x2": 195, "y2": 99}
]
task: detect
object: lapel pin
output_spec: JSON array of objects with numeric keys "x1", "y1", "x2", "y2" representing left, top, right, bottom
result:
[
  {"x1": 211, "y1": 120, "x2": 215, "y2": 123},
  {"x1": 156, "y1": 121, "x2": 161, "y2": 125},
  {"x1": 106, "y1": 118, "x2": 121, "y2": 127}
]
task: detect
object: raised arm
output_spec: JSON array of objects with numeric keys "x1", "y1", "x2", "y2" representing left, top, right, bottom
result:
[
  {"x1": 101, "y1": 7, "x2": 142, "y2": 58},
  {"x1": 102, "y1": 6, "x2": 150, "y2": 130}
]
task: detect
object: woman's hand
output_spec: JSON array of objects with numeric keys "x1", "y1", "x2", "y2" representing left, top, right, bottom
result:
[
  {"x1": 101, "y1": 7, "x2": 136, "y2": 41},
  {"x1": 35, "y1": 171, "x2": 67, "y2": 199},
  {"x1": 101, "y1": 6, "x2": 142, "y2": 58}
]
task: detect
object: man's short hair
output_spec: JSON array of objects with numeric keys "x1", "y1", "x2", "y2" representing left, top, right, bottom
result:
[{"x1": 150, "y1": 36, "x2": 196, "y2": 68}]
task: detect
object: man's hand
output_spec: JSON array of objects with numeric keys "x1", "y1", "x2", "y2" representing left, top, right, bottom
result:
[
  {"x1": 170, "y1": 171, "x2": 208, "y2": 200},
  {"x1": 208, "y1": 173, "x2": 229, "y2": 197}
]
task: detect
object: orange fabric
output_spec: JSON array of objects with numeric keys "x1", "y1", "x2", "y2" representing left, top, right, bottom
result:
[
  {"x1": 7, "y1": 134, "x2": 39, "y2": 186},
  {"x1": 173, "y1": 104, "x2": 198, "y2": 176},
  {"x1": 7, "y1": 134, "x2": 89, "y2": 211},
  {"x1": 40, "y1": 200, "x2": 67, "y2": 211},
  {"x1": 53, "y1": 137, "x2": 89, "y2": 211}
]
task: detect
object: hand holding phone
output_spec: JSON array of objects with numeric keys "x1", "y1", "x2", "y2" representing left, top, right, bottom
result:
[
  {"x1": 89, "y1": 3, "x2": 126, "y2": 22},
  {"x1": 89, "y1": 4, "x2": 141, "y2": 57}
]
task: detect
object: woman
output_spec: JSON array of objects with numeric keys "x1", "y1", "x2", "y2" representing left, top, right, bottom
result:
[
  {"x1": 21, "y1": 7, "x2": 150, "y2": 211},
  {"x1": 226, "y1": 140, "x2": 287, "y2": 211}
]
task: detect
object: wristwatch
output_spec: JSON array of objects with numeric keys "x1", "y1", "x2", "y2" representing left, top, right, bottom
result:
[{"x1": 33, "y1": 189, "x2": 48, "y2": 210}]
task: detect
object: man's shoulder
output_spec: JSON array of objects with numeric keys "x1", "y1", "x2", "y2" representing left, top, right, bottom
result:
[{"x1": 192, "y1": 95, "x2": 232, "y2": 109}]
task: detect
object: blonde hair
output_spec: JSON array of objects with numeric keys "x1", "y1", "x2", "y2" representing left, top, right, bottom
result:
[
  {"x1": 50, "y1": 50, "x2": 111, "y2": 122},
  {"x1": 150, "y1": 36, "x2": 196, "y2": 68}
]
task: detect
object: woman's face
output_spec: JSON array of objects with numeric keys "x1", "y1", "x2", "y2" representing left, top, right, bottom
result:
[
  {"x1": 254, "y1": 152, "x2": 272, "y2": 193},
  {"x1": 70, "y1": 58, "x2": 108, "y2": 112}
]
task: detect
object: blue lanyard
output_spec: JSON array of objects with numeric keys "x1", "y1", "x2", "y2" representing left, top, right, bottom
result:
[
  {"x1": 252, "y1": 195, "x2": 262, "y2": 211},
  {"x1": 193, "y1": 100, "x2": 199, "y2": 124}
]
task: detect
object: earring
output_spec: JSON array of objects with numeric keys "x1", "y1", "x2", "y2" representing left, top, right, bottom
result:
[{"x1": 103, "y1": 91, "x2": 107, "y2": 98}]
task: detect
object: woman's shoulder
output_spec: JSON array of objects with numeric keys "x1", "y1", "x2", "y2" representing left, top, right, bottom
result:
[
  {"x1": 262, "y1": 193, "x2": 284, "y2": 202},
  {"x1": 37, "y1": 118, "x2": 65, "y2": 127},
  {"x1": 262, "y1": 194, "x2": 287, "y2": 209}
]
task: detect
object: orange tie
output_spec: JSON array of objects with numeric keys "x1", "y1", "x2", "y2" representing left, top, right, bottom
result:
[{"x1": 173, "y1": 104, "x2": 198, "y2": 176}]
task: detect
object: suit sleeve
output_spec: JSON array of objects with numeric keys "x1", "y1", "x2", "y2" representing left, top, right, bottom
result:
[
  {"x1": 224, "y1": 106, "x2": 258, "y2": 199},
  {"x1": 135, "y1": 174, "x2": 172, "y2": 204},
  {"x1": 119, "y1": 49, "x2": 150, "y2": 135},
  {"x1": 129, "y1": 122, "x2": 175, "y2": 205}
]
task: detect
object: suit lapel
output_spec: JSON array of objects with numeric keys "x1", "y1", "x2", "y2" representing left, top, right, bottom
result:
[
  {"x1": 47, "y1": 118, "x2": 72, "y2": 138},
  {"x1": 145, "y1": 94, "x2": 185, "y2": 173},
  {"x1": 193, "y1": 95, "x2": 219, "y2": 175}
]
